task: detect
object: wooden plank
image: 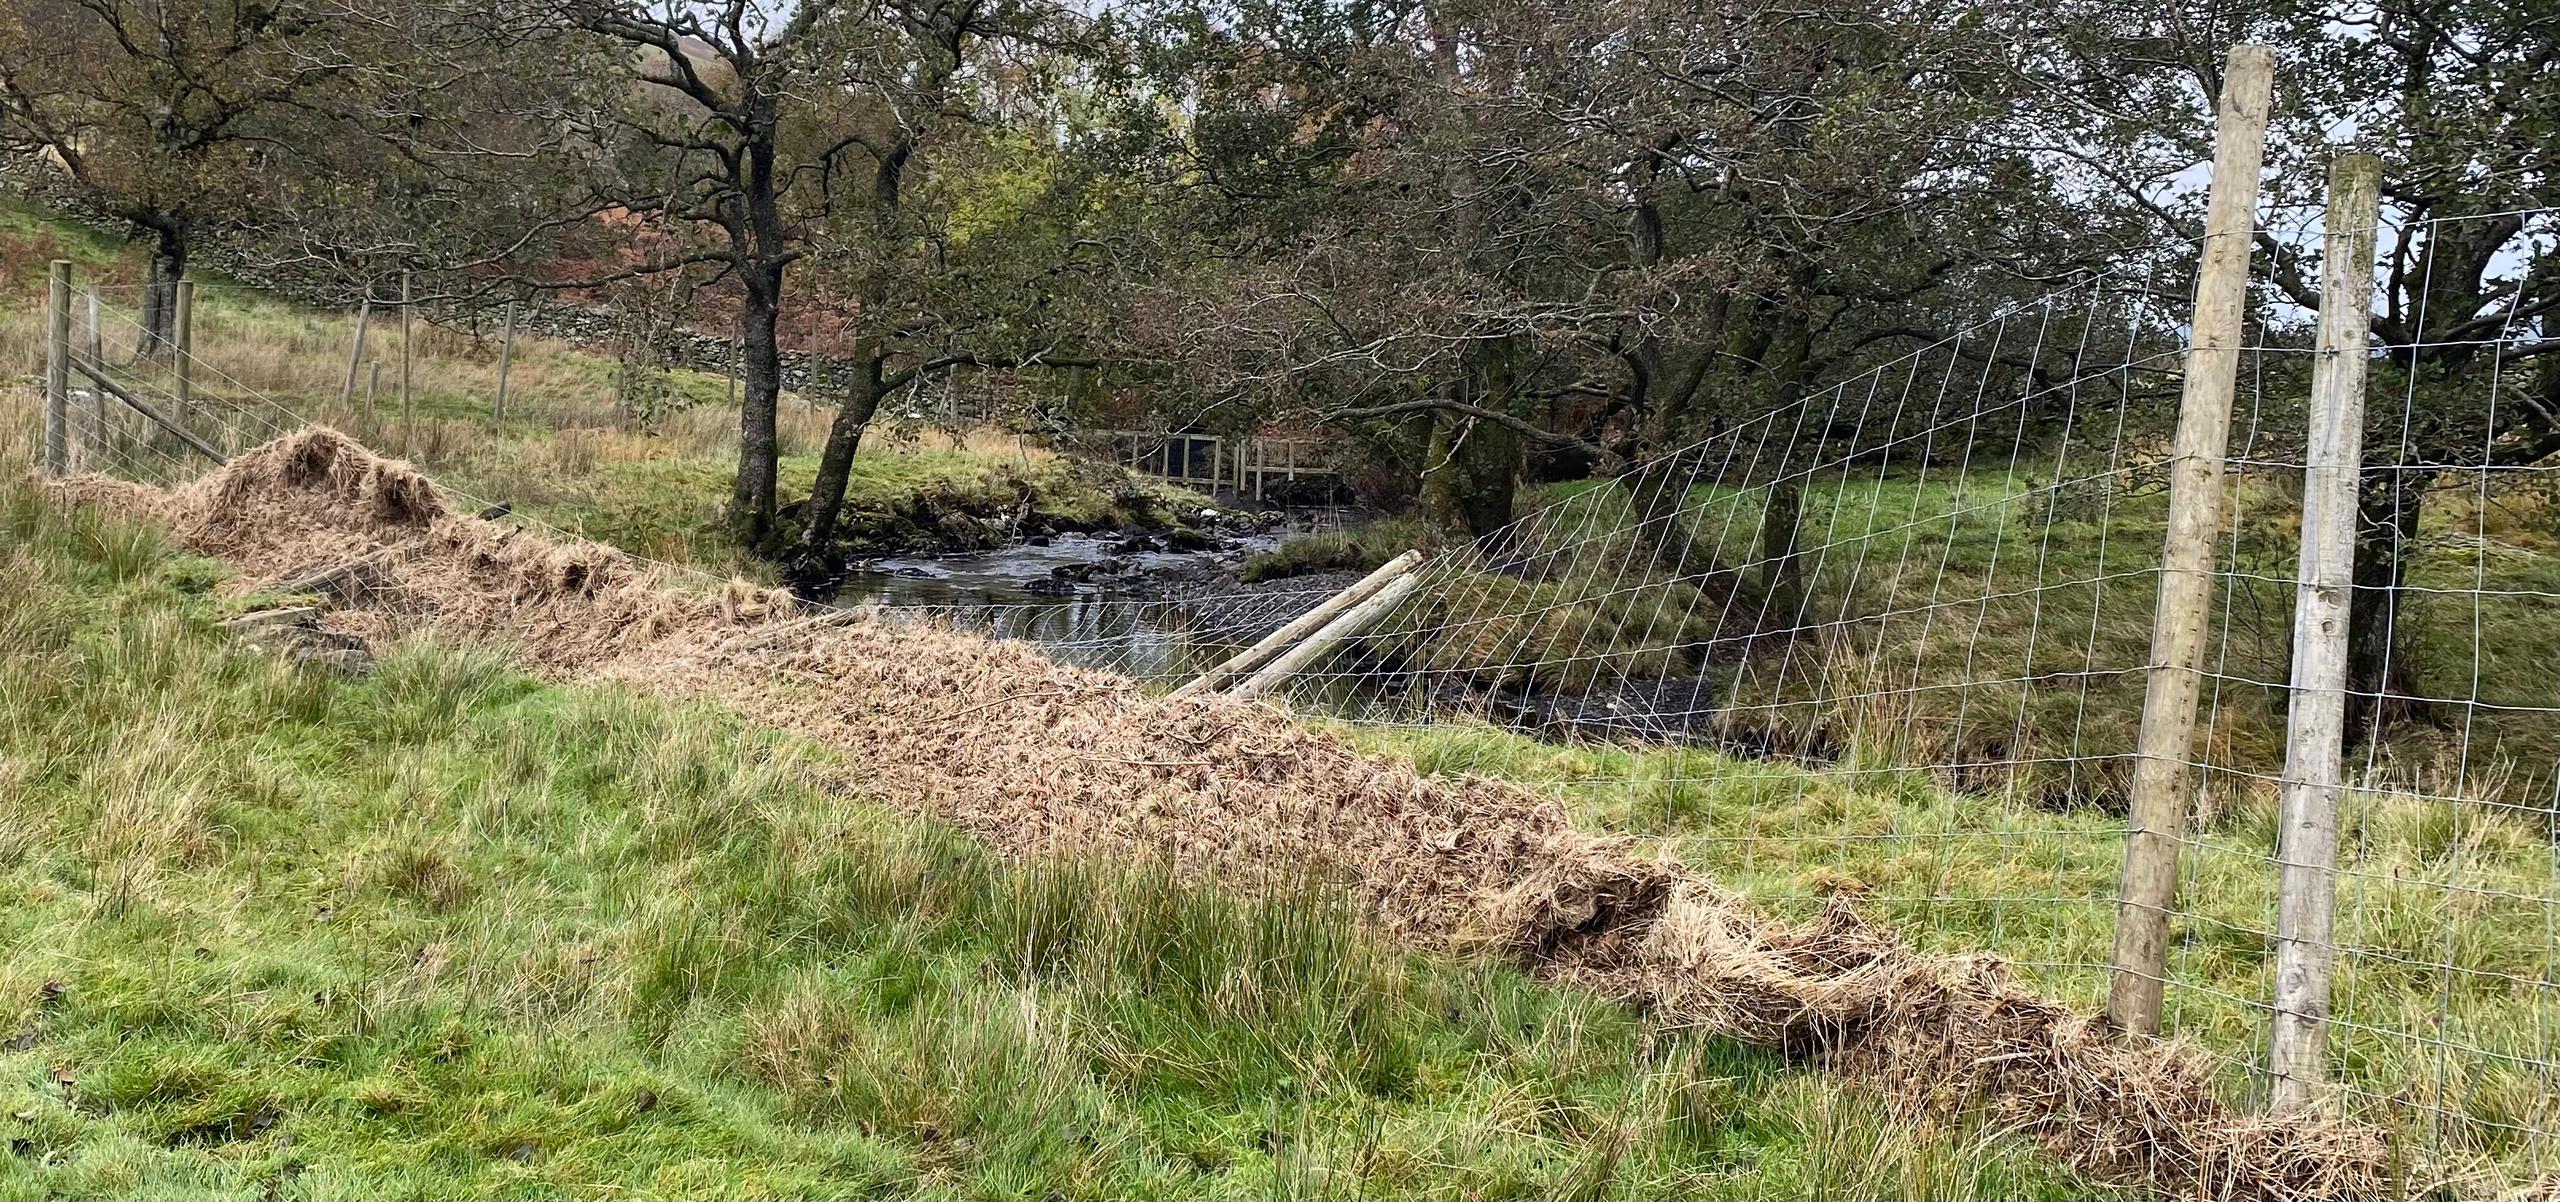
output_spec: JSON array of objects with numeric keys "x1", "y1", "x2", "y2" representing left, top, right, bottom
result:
[
  {"x1": 1172, "y1": 550, "x2": 1424, "y2": 698},
  {"x1": 714, "y1": 604, "x2": 869, "y2": 655},
  {"x1": 2106, "y1": 42, "x2": 2276, "y2": 1037},
  {"x1": 2267, "y1": 152, "x2": 2383, "y2": 1110},
  {"x1": 1229, "y1": 573, "x2": 1423, "y2": 702},
  {"x1": 274, "y1": 536, "x2": 424, "y2": 602}
]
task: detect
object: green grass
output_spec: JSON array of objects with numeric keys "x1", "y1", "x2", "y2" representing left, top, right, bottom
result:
[
  {"x1": 1336, "y1": 719, "x2": 2560, "y2": 1192},
  {"x1": 0, "y1": 481, "x2": 2108, "y2": 1199},
  {"x1": 0, "y1": 196, "x2": 126, "y2": 286},
  {"x1": 0, "y1": 197, "x2": 1206, "y2": 577},
  {"x1": 1335, "y1": 462, "x2": 2558, "y2": 812},
  {"x1": 498, "y1": 440, "x2": 1207, "y2": 569},
  {"x1": 1240, "y1": 517, "x2": 1439, "y2": 583}
]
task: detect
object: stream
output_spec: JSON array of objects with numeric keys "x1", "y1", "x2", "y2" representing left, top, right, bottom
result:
[
  {"x1": 828, "y1": 511, "x2": 1739, "y2": 745},
  {"x1": 825, "y1": 512, "x2": 1363, "y2": 684}
]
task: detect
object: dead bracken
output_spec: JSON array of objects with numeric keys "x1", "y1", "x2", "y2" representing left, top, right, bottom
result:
[{"x1": 56, "y1": 428, "x2": 2400, "y2": 1201}]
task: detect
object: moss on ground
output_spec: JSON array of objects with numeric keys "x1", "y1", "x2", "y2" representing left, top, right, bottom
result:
[{"x1": 1238, "y1": 518, "x2": 1439, "y2": 584}]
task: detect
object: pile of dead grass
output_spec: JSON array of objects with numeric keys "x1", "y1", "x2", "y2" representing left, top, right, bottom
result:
[
  {"x1": 49, "y1": 428, "x2": 2404, "y2": 1201},
  {"x1": 125, "y1": 431, "x2": 803, "y2": 671}
]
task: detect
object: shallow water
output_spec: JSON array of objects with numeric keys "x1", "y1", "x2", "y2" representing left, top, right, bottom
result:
[{"x1": 829, "y1": 514, "x2": 1351, "y2": 682}]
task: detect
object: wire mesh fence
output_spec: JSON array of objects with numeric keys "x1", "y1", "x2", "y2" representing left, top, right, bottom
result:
[
  {"x1": 1228, "y1": 204, "x2": 2560, "y2": 1186},
  {"x1": 16, "y1": 187, "x2": 2560, "y2": 1192}
]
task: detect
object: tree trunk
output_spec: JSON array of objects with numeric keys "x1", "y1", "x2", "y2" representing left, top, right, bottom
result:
[
  {"x1": 2345, "y1": 468, "x2": 2431, "y2": 744},
  {"x1": 1748, "y1": 321, "x2": 1816, "y2": 629},
  {"x1": 135, "y1": 219, "x2": 188, "y2": 360},
  {"x1": 731, "y1": 264, "x2": 786, "y2": 548},
  {"x1": 1756, "y1": 479, "x2": 1805, "y2": 625},
  {"x1": 1419, "y1": 410, "x2": 1520, "y2": 547},
  {"x1": 794, "y1": 353, "x2": 888, "y2": 568},
  {"x1": 1617, "y1": 451, "x2": 1724, "y2": 581}
]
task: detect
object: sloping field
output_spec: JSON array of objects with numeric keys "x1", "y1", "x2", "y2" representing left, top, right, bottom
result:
[{"x1": 52, "y1": 430, "x2": 2395, "y2": 1199}]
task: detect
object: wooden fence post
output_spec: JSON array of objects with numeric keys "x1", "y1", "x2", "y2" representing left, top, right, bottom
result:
[
  {"x1": 82, "y1": 284, "x2": 106, "y2": 464},
  {"x1": 398, "y1": 271, "x2": 414, "y2": 453},
  {"x1": 368, "y1": 360, "x2": 382, "y2": 420},
  {"x1": 494, "y1": 301, "x2": 518, "y2": 422},
  {"x1": 173, "y1": 279, "x2": 195, "y2": 423},
  {"x1": 1230, "y1": 573, "x2": 1425, "y2": 702},
  {"x1": 1174, "y1": 550, "x2": 1425, "y2": 698},
  {"x1": 2267, "y1": 153, "x2": 2383, "y2": 1109},
  {"x1": 2106, "y1": 42, "x2": 2276, "y2": 1037},
  {"x1": 341, "y1": 298, "x2": 372, "y2": 407},
  {"x1": 42, "y1": 261, "x2": 71, "y2": 476}
]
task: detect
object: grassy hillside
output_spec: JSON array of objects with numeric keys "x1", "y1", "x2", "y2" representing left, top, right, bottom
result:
[
  {"x1": 1338, "y1": 719, "x2": 2560, "y2": 1188},
  {"x1": 0, "y1": 197, "x2": 1203, "y2": 577},
  {"x1": 0, "y1": 479, "x2": 2103, "y2": 1199},
  {"x1": 1260, "y1": 462, "x2": 2559, "y2": 816}
]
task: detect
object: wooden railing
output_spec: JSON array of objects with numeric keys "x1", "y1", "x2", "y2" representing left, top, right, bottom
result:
[{"x1": 1079, "y1": 430, "x2": 1337, "y2": 500}]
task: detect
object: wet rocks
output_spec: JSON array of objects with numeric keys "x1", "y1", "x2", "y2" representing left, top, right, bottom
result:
[{"x1": 1049, "y1": 560, "x2": 1135, "y2": 586}]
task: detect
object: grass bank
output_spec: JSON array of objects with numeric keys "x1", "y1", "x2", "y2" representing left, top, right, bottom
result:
[
  {"x1": 1239, "y1": 517, "x2": 1439, "y2": 583},
  {"x1": 1337, "y1": 719, "x2": 2560, "y2": 1191},
  {"x1": 1260, "y1": 464, "x2": 2557, "y2": 813},
  {"x1": 0, "y1": 479, "x2": 2103, "y2": 1199}
]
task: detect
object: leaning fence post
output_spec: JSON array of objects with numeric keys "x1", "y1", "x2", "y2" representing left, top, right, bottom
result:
[
  {"x1": 2267, "y1": 153, "x2": 2383, "y2": 1110},
  {"x1": 173, "y1": 279, "x2": 195, "y2": 423},
  {"x1": 1230, "y1": 573, "x2": 1425, "y2": 702},
  {"x1": 2105, "y1": 42, "x2": 2276, "y2": 1038},
  {"x1": 43, "y1": 261, "x2": 71, "y2": 476},
  {"x1": 1174, "y1": 550, "x2": 1425, "y2": 698}
]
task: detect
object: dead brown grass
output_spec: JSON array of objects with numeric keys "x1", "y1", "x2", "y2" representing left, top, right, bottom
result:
[{"x1": 53, "y1": 427, "x2": 2403, "y2": 1201}]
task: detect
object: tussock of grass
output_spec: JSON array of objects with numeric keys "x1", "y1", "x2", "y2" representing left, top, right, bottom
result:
[{"x1": 0, "y1": 481, "x2": 2102, "y2": 1199}]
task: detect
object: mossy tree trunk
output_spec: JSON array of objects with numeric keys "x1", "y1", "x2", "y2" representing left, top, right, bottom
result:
[{"x1": 1420, "y1": 342, "x2": 1524, "y2": 547}]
